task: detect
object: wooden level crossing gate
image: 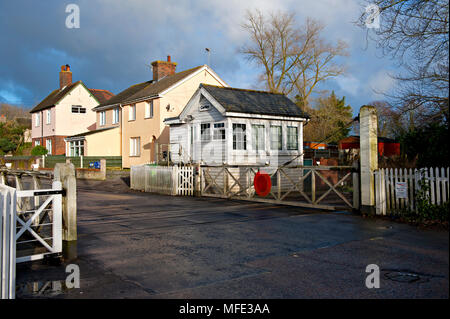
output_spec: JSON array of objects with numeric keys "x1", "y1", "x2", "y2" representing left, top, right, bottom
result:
[
  {"x1": 1, "y1": 180, "x2": 63, "y2": 299},
  {"x1": 15, "y1": 181, "x2": 63, "y2": 263},
  {"x1": 200, "y1": 165, "x2": 358, "y2": 211}
]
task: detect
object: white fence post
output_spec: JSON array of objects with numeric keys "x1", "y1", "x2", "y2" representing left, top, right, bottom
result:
[{"x1": 52, "y1": 181, "x2": 63, "y2": 255}]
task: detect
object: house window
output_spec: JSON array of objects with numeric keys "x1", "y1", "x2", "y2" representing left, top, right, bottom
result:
[
  {"x1": 252, "y1": 124, "x2": 265, "y2": 151},
  {"x1": 129, "y1": 104, "x2": 136, "y2": 121},
  {"x1": 100, "y1": 111, "x2": 106, "y2": 126},
  {"x1": 112, "y1": 108, "x2": 120, "y2": 124},
  {"x1": 145, "y1": 101, "x2": 153, "y2": 119},
  {"x1": 213, "y1": 123, "x2": 225, "y2": 140},
  {"x1": 270, "y1": 126, "x2": 282, "y2": 150},
  {"x1": 35, "y1": 113, "x2": 40, "y2": 127},
  {"x1": 72, "y1": 105, "x2": 86, "y2": 113},
  {"x1": 233, "y1": 123, "x2": 246, "y2": 150},
  {"x1": 201, "y1": 123, "x2": 211, "y2": 141},
  {"x1": 46, "y1": 139, "x2": 52, "y2": 155},
  {"x1": 287, "y1": 126, "x2": 298, "y2": 150},
  {"x1": 130, "y1": 137, "x2": 140, "y2": 156},
  {"x1": 35, "y1": 140, "x2": 40, "y2": 146},
  {"x1": 46, "y1": 110, "x2": 51, "y2": 124},
  {"x1": 69, "y1": 140, "x2": 84, "y2": 156}
]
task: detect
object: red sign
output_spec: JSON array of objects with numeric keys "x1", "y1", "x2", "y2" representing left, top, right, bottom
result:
[{"x1": 254, "y1": 171, "x2": 272, "y2": 197}]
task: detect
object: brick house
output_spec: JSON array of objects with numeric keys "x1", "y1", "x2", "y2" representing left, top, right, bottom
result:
[
  {"x1": 29, "y1": 65, "x2": 114, "y2": 155},
  {"x1": 68, "y1": 56, "x2": 228, "y2": 166}
]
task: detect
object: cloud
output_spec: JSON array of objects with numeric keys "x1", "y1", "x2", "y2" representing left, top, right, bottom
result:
[
  {"x1": 368, "y1": 70, "x2": 396, "y2": 98},
  {"x1": 0, "y1": 0, "x2": 399, "y2": 111},
  {"x1": 336, "y1": 75, "x2": 361, "y2": 96}
]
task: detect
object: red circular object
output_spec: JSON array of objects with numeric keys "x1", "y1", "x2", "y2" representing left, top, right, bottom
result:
[{"x1": 254, "y1": 171, "x2": 272, "y2": 197}]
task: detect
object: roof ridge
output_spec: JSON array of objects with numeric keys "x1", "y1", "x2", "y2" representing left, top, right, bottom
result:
[
  {"x1": 123, "y1": 65, "x2": 204, "y2": 103},
  {"x1": 202, "y1": 84, "x2": 284, "y2": 95}
]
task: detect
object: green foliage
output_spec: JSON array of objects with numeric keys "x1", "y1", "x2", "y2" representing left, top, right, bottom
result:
[
  {"x1": 0, "y1": 138, "x2": 17, "y2": 155},
  {"x1": 414, "y1": 177, "x2": 449, "y2": 222},
  {"x1": 16, "y1": 142, "x2": 32, "y2": 155},
  {"x1": 393, "y1": 174, "x2": 449, "y2": 224},
  {"x1": 0, "y1": 121, "x2": 28, "y2": 155},
  {"x1": 31, "y1": 145, "x2": 48, "y2": 156},
  {"x1": 398, "y1": 123, "x2": 449, "y2": 167},
  {"x1": 299, "y1": 91, "x2": 353, "y2": 143}
]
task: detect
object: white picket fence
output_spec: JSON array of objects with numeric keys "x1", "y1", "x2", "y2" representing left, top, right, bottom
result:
[
  {"x1": 375, "y1": 167, "x2": 449, "y2": 215},
  {"x1": 130, "y1": 165, "x2": 194, "y2": 196},
  {"x1": 1, "y1": 184, "x2": 16, "y2": 299}
]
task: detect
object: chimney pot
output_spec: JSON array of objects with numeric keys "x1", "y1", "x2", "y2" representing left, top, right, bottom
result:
[
  {"x1": 151, "y1": 57, "x2": 177, "y2": 81},
  {"x1": 59, "y1": 64, "x2": 72, "y2": 89}
]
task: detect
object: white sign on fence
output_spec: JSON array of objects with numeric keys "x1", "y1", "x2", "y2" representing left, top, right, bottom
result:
[{"x1": 395, "y1": 181, "x2": 408, "y2": 199}]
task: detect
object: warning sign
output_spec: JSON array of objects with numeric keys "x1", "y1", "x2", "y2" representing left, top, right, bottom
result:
[{"x1": 395, "y1": 182, "x2": 408, "y2": 199}]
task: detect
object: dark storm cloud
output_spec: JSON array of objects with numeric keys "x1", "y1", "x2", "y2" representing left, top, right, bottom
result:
[
  {"x1": 0, "y1": 0, "x2": 398, "y2": 111},
  {"x1": 0, "y1": 0, "x2": 242, "y2": 107}
]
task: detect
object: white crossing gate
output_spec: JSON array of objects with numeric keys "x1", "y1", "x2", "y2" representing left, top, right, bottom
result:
[
  {"x1": 1, "y1": 184, "x2": 16, "y2": 299},
  {"x1": 175, "y1": 166, "x2": 194, "y2": 196},
  {"x1": 15, "y1": 181, "x2": 63, "y2": 263}
]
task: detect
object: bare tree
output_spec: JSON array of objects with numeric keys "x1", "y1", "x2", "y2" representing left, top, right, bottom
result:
[
  {"x1": 241, "y1": 10, "x2": 348, "y2": 107},
  {"x1": 358, "y1": 0, "x2": 449, "y2": 124},
  {"x1": 0, "y1": 103, "x2": 31, "y2": 120}
]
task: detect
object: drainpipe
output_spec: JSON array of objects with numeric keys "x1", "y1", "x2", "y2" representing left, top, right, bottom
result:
[
  {"x1": 41, "y1": 110, "x2": 44, "y2": 147},
  {"x1": 119, "y1": 103, "x2": 123, "y2": 169}
]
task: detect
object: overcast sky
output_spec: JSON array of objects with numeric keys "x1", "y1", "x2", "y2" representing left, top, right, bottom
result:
[{"x1": 0, "y1": 0, "x2": 398, "y2": 114}]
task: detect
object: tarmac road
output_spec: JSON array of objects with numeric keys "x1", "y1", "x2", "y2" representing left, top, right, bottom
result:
[{"x1": 16, "y1": 177, "x2": 449, "y2": 299}]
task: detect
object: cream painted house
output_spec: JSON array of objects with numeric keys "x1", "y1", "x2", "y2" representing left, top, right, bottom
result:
[
  {"x1": 30, "y1": 65, "x2": 114, "y2": 155},
  {"x1": 71, "y1": 56, "x2": 227, "y2": 167}
]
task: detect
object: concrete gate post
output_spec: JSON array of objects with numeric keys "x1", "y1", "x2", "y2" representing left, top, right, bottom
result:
[
  {"x1": 54, "y1": 163, "x2": 77, "y2": 261},
  {"x1": 359, "y1": 105, "x2": 378, "y2": 215}
]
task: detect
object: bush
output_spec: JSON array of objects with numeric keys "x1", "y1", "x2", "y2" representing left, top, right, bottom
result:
[
  {"x1": 0, "y1": 137, "x2": 17, "y2": 155},
  {"x1": 399, "y1": 123, "x2": 449, "y2": 167},
  {"x1": 31, "y1": 145, "x2": 48, "y2": 156}
]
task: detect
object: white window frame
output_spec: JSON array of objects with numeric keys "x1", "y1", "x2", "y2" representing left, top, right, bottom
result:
[
  {"x1": 129, "y1": 104, "x2": 136, "y2": 121},
  {"x1": 129, "y1": 137, "x2": 140, "y2": 156},
  {"x1": 35, "y1": 140, "x2": 40, "y2": 146},
  {"x1": 69, "y1": 140, "x2": 84, "y2": 156},
  {"x1": 72, "y1": 105, "x2": 86, "y2": 113},
  {"x1": 144, "y1": 101, "x2": 153, "y2": 119},
  {"x1": 252, "y1": 124, "x2": 265, "y2": 151},
  {"x1": 213, "y1": 122, "x2": 225, "y2": 141},
  {"x1": 270, "y1": 125, "x2": 283, "y2": 151},
  {"x1": 201, "y1": 123, "x2": 211, "y2": 142},
  {"x1": 112, "y1": 107, "x2": 119, "y2": 124},
  {"x1": 287, "y1": 126, "x2": 298, "y2": 150},
  {"x1": 35, "y1": 113, "x2": 40, "y2": 127},
  {"x1": 233, "y1": 123, "x2": 247, "y2": 150},
  {"x1": 46, "y1": 139, "x2": 52, "y2": 155},
  {"x1": 46, "y1": 110, "x2": 51, "y2": 124},
  {"x1": 100, "y1": 111, "x2": 106, "y2": 126}
]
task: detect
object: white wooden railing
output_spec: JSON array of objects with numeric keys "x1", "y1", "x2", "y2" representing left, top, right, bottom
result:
[{"x1": 375, "y1": 167, "x2": 449, "y2": 215}]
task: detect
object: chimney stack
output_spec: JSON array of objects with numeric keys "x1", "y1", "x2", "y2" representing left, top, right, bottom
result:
[
  {"x1": 59, "y1": 64, "x2": 72, "y2": 89},
  {"x1": 151, "y1": 56, "x2": 177, "y2": 81}
]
